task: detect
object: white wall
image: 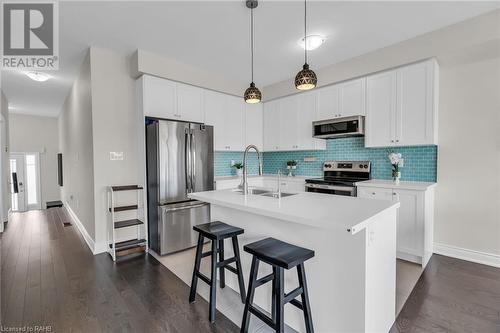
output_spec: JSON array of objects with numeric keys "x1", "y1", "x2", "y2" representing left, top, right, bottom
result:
[
  {"x1": 58, "y1": 52, "x2": 96, "y2": 240},
  {"x1": 0, "y1": 91, "x2": 10, "y2": 229},
  {"x1": 89, "y1": 47, "x2": 140, "y2": 251},
  {"x1": 9, "y1": 114, "x2": 60, "y2": 207},
  {"x1": 435, "y1": 57, "x2": 500, "y2": 256},
  {"x1": 262, "y1": 10, "x2": 500, "y2": 258}
]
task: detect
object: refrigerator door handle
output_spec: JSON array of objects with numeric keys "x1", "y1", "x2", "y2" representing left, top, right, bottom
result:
[
  {"x1": 190, "y1": 130, "x2": 196, "y2": 192},
  {"x1": 185, "y1": 129, "x2": 192, "y2": 193}
]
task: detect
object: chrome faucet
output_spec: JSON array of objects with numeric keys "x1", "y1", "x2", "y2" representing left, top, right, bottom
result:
[
  {"x1": 240, "y1": 144, "x2": 263, "y2": 195},
  {"x1": 276, "y1": 169, "x2": 282, "y2": 199}
]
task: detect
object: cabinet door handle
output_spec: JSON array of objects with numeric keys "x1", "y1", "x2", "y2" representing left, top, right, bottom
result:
[
  {"x1": 372, "y1": 192, "x2": 376, "y2": 195},
  {"x1": 396, "y1": 140, "x2": 399, "y2": 143},
  {"x1": 391, "y1": 140, "x2": 394, "y2": 143}
]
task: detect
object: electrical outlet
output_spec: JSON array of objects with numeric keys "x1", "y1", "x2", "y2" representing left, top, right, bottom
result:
[
  {"x1": 110, "y1": 152, "x2": 124, "y2": 161},
  {"x1": 230, "y1": 160, "x2": 235, "y2": 166},
  {"x1": 400, "y1": 159, "x2": 404, "y2": 167}
]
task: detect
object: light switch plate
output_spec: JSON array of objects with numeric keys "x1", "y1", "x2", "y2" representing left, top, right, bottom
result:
[
  {"x1": 303, "y1": 157, "x2": 317, "y2": 162},
  {"x1": 110, "y1": 152, "x2": 124, "y2": 161}
]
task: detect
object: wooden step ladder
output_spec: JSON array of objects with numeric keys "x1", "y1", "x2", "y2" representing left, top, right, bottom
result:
[{"x1": 107, "y1": 185, "x2": 148, "y2": 261}]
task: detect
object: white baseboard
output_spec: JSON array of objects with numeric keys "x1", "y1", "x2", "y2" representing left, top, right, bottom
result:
[
  {"x1": 64, "y1": 202, "x2": 96, "y2": 254},
  {"x1": 434, "y1": 242, "x2": 500, "y2": 268}
]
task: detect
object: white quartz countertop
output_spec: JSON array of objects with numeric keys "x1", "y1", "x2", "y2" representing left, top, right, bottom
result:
[
  {"x1": 215, "y1": 174, "x2": 309, "y2": 182},
  {"x1": 189, "y1": 189, "x2": 399, "y2": 235},
  {"x1": 355, "y1": 179, "x2": 437, "y2": 191}
]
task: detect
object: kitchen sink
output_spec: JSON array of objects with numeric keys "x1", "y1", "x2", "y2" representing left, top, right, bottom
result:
[
  {"x1": 232, "y1": 188, "x2": 272, "y2": 195},
  {"x1": 260, "y1": 192, "x2": 298, "y2": 198}
]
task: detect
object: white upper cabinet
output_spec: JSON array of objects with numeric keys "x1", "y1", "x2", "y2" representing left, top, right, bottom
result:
[
  {"x1": 224, "y1": 95, "x2": 245, "y2": 151},
  {"x1": 204, "y1": 90, "x2": 227, "y2": 150},
  {"x1": 263, "y1": 100, "x2": 281, "y2": 151},
  {"x1": 365, "y1": 59, "x2": 438, "y2": 148},
  {"x1": 298, "y1": 92, "x2": 325, "y2": 150},
  {"x1": 365, "y1": 70, "x2": 397, "y2": 147},
  {"x1": 263, "y1": 94, "x2": 325, "y2": 152},
  {"x1": 339, "y1": 78, "x2": 366, "y2": 117},
  {"x1": 245, "y1": 103, "x2": 263, "y2": 151},
  {"x1": 316, "y1": 85, "x2": 340, "y2": 121},
  {"x1": 279, "y1": 95, "x2": 300, "y2": 150},
  {"x1": 141, "y1": 75, "x2": 177, "y2": 119},
  {"x1": 176, "y1": 82, "x2": 204, "y2": 122},
  {"x1": 314, "y1": 78, "x2": 366, "y2": 121},
  {"x1": 205, "y1": 90, "x2": 245, "y2": 151},
  {"x1": 396, "y1": 60, "x2": 438, "y2": 146}
]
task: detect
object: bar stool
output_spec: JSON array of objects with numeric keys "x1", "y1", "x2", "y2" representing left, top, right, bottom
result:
[
  {"x1": 241, "y1": 237, "x2": 315, "y2": 333},
  {"x1": 189, "y1": 221, "x2": 247, "y2": 323}
]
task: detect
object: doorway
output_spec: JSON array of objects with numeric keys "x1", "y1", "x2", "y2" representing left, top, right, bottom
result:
[{"x1": 10, "y1": 152, "x2": 41, "y2": 211}]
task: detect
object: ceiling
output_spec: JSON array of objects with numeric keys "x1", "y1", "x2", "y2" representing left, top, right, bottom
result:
[{"x1": 2, "y1": 1, "x2": 499, "y2": 117}]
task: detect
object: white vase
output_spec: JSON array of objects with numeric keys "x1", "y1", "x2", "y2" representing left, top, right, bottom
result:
[
  {"x1": 236, "y1": 169, "x2": 243, "y2": 177},
  {"x1": 393, "y1": 172, "x2": 401, "y2": 184}
]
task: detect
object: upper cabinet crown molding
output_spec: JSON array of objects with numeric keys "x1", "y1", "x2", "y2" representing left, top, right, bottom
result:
[{"x1": 365, "y1": 59, "x2": 439, "y2": 148}]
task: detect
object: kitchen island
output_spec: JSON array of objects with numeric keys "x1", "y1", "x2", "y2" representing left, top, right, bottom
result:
[{"x1": 189, "y1": 189, "x2": 400, "y2": 333}]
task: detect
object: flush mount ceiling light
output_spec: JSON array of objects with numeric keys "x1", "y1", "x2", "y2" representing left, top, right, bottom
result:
[
  {"x1": 298, "y1": 35, "x2": 326, "y2": 51},
  {"x1": 295, "y1": 0, "x2": 318, "y2": 91},
  {"x1": 244, "y1": 0, "x2": 262, "y2": 104},
  {"x1": 25, "y1": 71, "x2": 51, "y2": 82}
]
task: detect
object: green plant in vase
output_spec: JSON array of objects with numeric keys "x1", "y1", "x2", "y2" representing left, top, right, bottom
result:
[
  {"x1": 286, "y1": 160, "x2": 297, "y2": 177},
  {"x1": 232, "y1": 162, "x2": 244, "y2": 177}
]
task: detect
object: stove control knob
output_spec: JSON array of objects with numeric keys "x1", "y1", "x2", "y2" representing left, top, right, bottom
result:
[
  {"x1": 359, "y1": 164, "x2": 363, "y2": 168},
  {"x1": 364, "y1": 164, "x2": 368, "y2": 169},
  {"x1": 325, "y1": 164, "x2": 331, "y2": 168}
]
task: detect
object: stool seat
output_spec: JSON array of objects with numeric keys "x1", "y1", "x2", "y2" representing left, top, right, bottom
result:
[
  {"x1": 244, "y1": 237, "x2": 315, "y2": 269},
  {"x1": 194, "y1": 221, "x2": 244, "y2": 240}
]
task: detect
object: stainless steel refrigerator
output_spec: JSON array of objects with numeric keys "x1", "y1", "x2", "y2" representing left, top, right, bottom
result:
[{"x1": 146, "y1": 119, "x2": 213, "y2": 255}]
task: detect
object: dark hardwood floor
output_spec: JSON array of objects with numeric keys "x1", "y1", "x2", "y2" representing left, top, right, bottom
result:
[
  {"x1": 1, "y1": 209, "x2": 499, "y2": 332},
  {"x1": 1, "y1": 210, "x2": 238, "y2": 332},
  {"x1": 391, "y1": 254, "x2": 500, "y2": 333}
]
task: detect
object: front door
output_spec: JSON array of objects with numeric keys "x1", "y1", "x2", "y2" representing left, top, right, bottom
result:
[
  {"x1": 9, "y1": 153, "x2": 41, "y2": 212},
  {"x1": 10, "y1": 154, "x2": 26, "y2": 212}
]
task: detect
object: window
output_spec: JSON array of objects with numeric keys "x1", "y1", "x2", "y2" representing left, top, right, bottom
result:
[
  {"x1": 9, "y1": 159, "x2": 18, "y2": 211},
  {"x1": 26, "y1": 154, "x2": 38, "y2": 206}
]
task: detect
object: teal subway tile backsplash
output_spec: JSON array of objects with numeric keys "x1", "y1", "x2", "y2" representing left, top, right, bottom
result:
[
  {"x1": 215, "y1": 137, "x2": 437, "y2": 182},
  {"x1": 214, "y1": 152, "x2": 260, "y2": 177}
]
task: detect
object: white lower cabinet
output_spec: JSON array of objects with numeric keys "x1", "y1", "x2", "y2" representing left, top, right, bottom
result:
[
  {"x1": 357, "y1": 183, "x2": 435, "y2": 267},
  {"x1": 215, "y1": 177, "x2": 306, "y2": 193}
]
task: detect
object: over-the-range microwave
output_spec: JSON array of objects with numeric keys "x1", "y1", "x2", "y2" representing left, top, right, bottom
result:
[{"x1": 312, "y1": 115, "x2": 365, "y2": 139}]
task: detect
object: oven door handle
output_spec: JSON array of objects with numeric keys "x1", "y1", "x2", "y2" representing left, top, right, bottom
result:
[{"x1": 305, "y1": 183, "x2": 355, "y2": 193}]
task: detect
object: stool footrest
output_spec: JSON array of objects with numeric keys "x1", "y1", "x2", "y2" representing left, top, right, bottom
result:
[
  {"x1": 255, "y1": 273, "x2": 274, "y2": 288},
  {"x1": 216, "y1": 257, "x2": 236, "y2": 268},
  {"x1": 289, "y1": 298, "x2": 304, "y2": 310},
  {"x1": 249, "y1": 305, "x2": 275, "y2": 329},
  {"x1": 201, "y1": 248, "x2": 221, "y2": 258},
  {"x1": 284, "y1": 287, "x2": 304, "y2": 305},
  {"x1": 196, "y1": 272, "x2": 211, "y2": 285},
  {"x1": 225, "y1": 265, "x2": 238, "y2": 274}
]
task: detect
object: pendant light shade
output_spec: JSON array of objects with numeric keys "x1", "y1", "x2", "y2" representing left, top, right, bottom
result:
[
  {"x1": 295, "y1": 0, "x2": 317, "y2": 91},
  {"x1": 244, "y1": 0, "x2": 262, "y2": 104},
  {"x1": 244, "y1": 82, "x2": 262, "y2": 104},
  {"x1": 295, "y1": 63, "x2": 317, "y2": 90}
]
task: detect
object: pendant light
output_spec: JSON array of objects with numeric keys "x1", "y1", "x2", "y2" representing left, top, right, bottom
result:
[
  {"x1": 295, "y1": 0, "x2": 317, "y2": 90},
  {"x1": 244, "y1": 0, "x2": 262, "y2": 104}
]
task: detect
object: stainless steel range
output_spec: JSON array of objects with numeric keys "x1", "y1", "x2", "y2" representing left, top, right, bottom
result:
[{"x1": 305, "y1": 161, "x2": 371, "y2": 196}]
